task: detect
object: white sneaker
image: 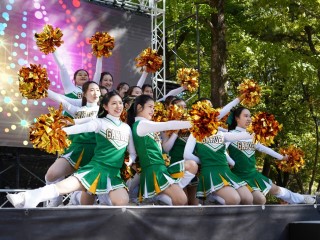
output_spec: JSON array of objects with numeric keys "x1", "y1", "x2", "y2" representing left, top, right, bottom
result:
[
  {"x1": 303, "y1": 195, "x2": 316, "y2": 204},
  {"x1": 7, "y1": 192, "x2": 25, "y2": 208}
]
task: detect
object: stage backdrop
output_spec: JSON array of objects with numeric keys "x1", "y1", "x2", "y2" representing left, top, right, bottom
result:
[{"x1": 0, "y1": 0, "x2": 151, "y2": 147}]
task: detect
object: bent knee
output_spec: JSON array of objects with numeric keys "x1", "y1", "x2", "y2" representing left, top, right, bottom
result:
[{"x1": 185, "y1": 160, "x2": 198, "y2": 174}]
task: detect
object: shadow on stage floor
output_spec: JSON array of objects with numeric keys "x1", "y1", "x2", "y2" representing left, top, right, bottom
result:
[{"x1": 0, "y1": 204, "x2": 320, "y2": 240}]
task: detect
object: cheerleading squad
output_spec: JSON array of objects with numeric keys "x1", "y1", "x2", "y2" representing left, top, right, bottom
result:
[{"x1": 7, "y1": 51, "x2": 316, "y2": 208}]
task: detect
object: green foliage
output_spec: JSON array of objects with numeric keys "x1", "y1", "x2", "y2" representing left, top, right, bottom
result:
[{"x1": 165, "y1": 0, "x2": 320, "y2": 193}]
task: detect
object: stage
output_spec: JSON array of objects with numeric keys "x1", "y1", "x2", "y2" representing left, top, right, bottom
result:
[{"x1": 0, "y1": 204, "x2": 320, "y2": 240}]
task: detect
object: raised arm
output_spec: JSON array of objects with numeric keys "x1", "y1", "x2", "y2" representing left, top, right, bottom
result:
[
  {"x1": 217, "y1": 97, "x2": 240, "y2": 120},
  {"x1": 136, "y1": 120, "x2": 191, "y2": 137},
  {"x1": 183, "y1": 134, "x2": 200, "y2": 164},
  {"x1": 52, "y1": 51, "x2": 76, "y2": 94},
  {"x1": 157, "y1": 86, "x2": 185, "y2": 102},
  {"x1": 92, "y1": 57, "x2": 102, "y2": 84},
  {"x1": 136, "y1": 71, "x2": 148, "y2": 88}
]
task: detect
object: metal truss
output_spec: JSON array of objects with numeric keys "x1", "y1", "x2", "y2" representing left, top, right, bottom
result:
[{"x1": 86, "y1": 0, "x2": 167, "y2": 99}]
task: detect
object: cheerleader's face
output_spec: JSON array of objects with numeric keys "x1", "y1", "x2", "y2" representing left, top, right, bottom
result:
[
  {"x1": 75, "y1": 70, "x2": 89, "y2": 86},
  {"x1": 143, "y1": 86, "x2": 153, "y2": 98},
  {"x1": 236, "y1": 108, "x2": 252, "y2": 129},
  {"x1": 137, "y1": 100, "x2": 154, "y2": 120},
  {"x1": 131, "y1": 87, "x2": 142, "y2": 97},
  {"x1": 100, "y1": 74, "x2": 113, "y2": 90},
  {"x1": 104, "y1": 95, "x2": 123, "y2": 117},
  {"x1": 84, "y1": 83, "x2": 101, "y2": 103},
  {"x1": 118, "y1": 84, "x2": 129, "y2": 98}
]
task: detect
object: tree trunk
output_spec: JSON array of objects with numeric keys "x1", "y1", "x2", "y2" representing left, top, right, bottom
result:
[{"x1": 209, "y1": 0, "x2": 227, "y2": 107}]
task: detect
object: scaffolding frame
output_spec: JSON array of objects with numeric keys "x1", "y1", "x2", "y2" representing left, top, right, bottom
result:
[{"x1": 86, "y1": 0, "x2": 166, "y2": 98}]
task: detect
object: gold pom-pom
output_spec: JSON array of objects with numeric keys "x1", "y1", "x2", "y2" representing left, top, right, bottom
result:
[
  {"x1": 152, "y1": 102, "x2": 168, "y2": 122},
  {"x1": 176, "y1": 68, "x2": 199, "y2": 93},
  {"x1": 89, "y1": 32, "x2": 115, "y2": 58},
  {"x1": 166, "y1": 104, "x2": 190, "y2": 136},
  {"x1": 18, "y1": 64, "x2": 50, "y2": 99},
  {"x1": 135, "y1": 47, "x2": 163, "y2": 73},
  {"x1": 189, "y1": 101, "x2": 221, "y2": 142},
  {"x1": 238, "y1": 79, "x2": 261, "y2": 107},
  {"x1": 276, "y1": 146, "x2": 305, "y2": 173},
  {"x1": 29, "y1": 104, "x2": 74, "y2": 154},
  {"x1": 34, "y1": 24, "x2": 64, "y2": 54},
  {"x1": 120, "y1": 152, "x2": 136, "y2": 181},
  {"x1": 247, "y1": 112, "x2": 282, "y2": 146}
]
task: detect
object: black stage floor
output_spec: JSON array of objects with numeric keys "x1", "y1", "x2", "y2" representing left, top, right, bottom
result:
[{"x1": 0, "y1": 204, "x2": 320, "y2": 240}]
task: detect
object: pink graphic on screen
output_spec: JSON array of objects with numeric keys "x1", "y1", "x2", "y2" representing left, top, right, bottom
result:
[{"x1": 0, "y1": 0, "x2": 151, "y2": 147}]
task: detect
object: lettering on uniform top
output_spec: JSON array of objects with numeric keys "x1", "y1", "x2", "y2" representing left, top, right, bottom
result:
[
  {"x1": 106, "y1": 129, "x2": 129, "y2": 142},
  {"x1": 77, "y1": 92, "x2": 83, "y2": 99},
  {"x1": 74, "y1": 110, "x2": 98, "y2": 119},
  {"x1": 203, "y1": 135, "x2": 223, "y2": 144},
  {"x1": 237, "y1": 141, "x2": 255, "y2": 151}
]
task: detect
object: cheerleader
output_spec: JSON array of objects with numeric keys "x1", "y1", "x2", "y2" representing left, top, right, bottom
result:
[
  {"x1": 162, "y1": 97, "x2": 242, "y2": 205},
  {"x1": 7, "y1": 92, "x2": 135, "y2": 208},
  {"x1": 227, "y1": 106, "x2": 315, "y2": 204},
  {"x1": 44, "y1": 81, "x2": 100, "y2": 207},
  {"x1": 52, "y1": 50, "x2": 102, "y2": 99},
  {"x1": 127, "y1": 95, "x2": 196, "y2": 205}
]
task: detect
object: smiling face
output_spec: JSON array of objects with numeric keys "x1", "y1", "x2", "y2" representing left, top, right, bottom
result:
[
  {"x1": 75, "y1": 70, "x2": 89, "y2": 86},
  {"x1": 103, "y1": 95, "x2": 123, "y2": 118},
  {"x1": 137, "y1": 99, "x2": 154, "y2": 120},
  {"x1": 235, "y1": 108, "x2": 252, "y2": 129},
  {"x1": 84, "y1": 83, "x2": 101, "y2": 103},
  {"x1": 100, "y1": 74, "x2": 113, "y2": 90}
]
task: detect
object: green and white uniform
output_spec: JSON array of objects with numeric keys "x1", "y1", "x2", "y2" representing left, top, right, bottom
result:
[
  {"x1": 227, "y1": 127, "x2": 283, "y2": 195},
  {"x1": 184, "y1": 131, "x2": 251, "y2": 198},
  {"x1": 48, "y1": 90, "x2": 99, "y2": 169},
  {"x1": 64, "y1": 114, "x2": 136, "y2": 194},
  {"x1": 132, "y1": 117, "x2": 191, "y2": 200}
]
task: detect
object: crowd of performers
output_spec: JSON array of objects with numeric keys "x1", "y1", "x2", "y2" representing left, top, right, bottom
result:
[{"x1": 6, "y1": 26, "x2": 316, "y2": 208}]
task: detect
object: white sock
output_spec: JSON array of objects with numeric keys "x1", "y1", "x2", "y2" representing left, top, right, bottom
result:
[
  {"x1": 24, "y1": 184, "x2": 60, "y2": 208},
  {"x1": 274, "y1": 187, "x2": 304, "y2": 204},
  {"x1": 70, "y1": 191, "x2": 82, "y2": 205},
  {"x1": 154, "y1": 194, "x2": 172, "y2": 205},
  {"x1": 178, "y1": 171, "x2": 195, "y2": 189},
  {"x1": 208, "y1": 193, "x2": 226, "y2": 205},
  {"x1": 98, "y1": 193, "x2": 113, "y2": 206},
  {"x1": 45, "y1": 176, "x2": 64, "y2": 204}
]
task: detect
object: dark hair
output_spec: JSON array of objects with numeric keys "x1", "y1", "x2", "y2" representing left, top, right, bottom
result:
[
  {"x1": 99, "y1": 72, "x2": 114, "y2": 84},
  {"x1": 98, "y1": 91, "x2": 122, "y2": 118},
  {"x1": 142, "y1": 84, "x2": 152, "y2": 92},
  {"x1": 116, "y1": 82, "x2": 129, "y2": 91},
  {"x1": 227, "y1": 106, "x2": 247, "y2": 131},
  {"x1": 73, "y1": 69, "x2": 89, "y2": 85},
  {"x1": 127, "y1": 94, "x2": 154, "y2": 127},
  {"x1": 81, "y1": 81, "x2": 99, "y2": 106},
  {"x1": 126, "y1": 86, "x2": 142, "y2": 97},
  {"x1": 171, "y1": 97, "x2": 185, "y2": 106},
  {"x1": 164, "y1": 95, "x2": 177, "y2": 108},
  {"x1": 123, "y1": 95, "x2": 136, "y2": 110}
]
